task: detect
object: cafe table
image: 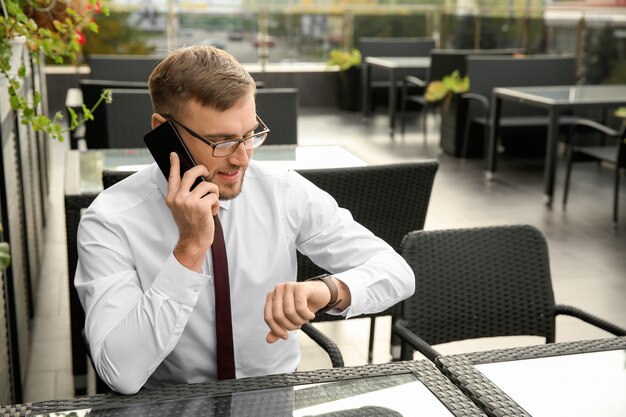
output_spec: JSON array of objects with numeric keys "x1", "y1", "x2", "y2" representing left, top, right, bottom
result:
[
  {"x1": 64, "y1": 145, "x2": 367, "y2": 397},
  {"x1": 486, "y1": 85, "x2": 626, "y2": 206},
  {"x1": 437, "y1": 336, "x2": 626, "y2": 417},
  {"x1": 361, "y1": 57, "x2": 431, "y2": 136},
  {"x1": 1, "y1": 360, "x2": 485, "y2": 416}
]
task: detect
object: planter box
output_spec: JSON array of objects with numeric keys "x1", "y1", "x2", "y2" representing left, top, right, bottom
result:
[
  {"x1": 439, "y1": 93, "x2": 483, "y2": 158},
  {"x1": 336, "y1": 66, "x2": 361, "y2": 112}
]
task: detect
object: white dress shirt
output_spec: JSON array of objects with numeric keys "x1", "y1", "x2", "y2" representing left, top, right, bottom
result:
[{"x1": 75, "y1": 160, "x2": 415, "y2": 394}]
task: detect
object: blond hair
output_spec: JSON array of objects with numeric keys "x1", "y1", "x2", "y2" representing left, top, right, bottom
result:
[{"x1": 148, "y1": 45, "x2": 255, "y2": 117}]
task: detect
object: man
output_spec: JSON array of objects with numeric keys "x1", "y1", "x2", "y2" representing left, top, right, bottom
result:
[{"x1": 75, "y1": 45, "x2": 415, "y2": 395}]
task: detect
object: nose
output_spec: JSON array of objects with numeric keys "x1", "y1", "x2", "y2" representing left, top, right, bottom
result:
[{"x1": 227, "y1": 141, "x2": 251, "y2": 165}]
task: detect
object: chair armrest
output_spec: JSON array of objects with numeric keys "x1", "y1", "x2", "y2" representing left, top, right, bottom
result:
[
  {"x1": 569, "y1": 119, "x2": 620, "y2": 137},
  {"x1": 460, "y1": 92, "x2": 489, "y2": 119},
  {"x1": 392, "y1": 319, "x2": 441, "y2": 363},
  {"x1": 567, "y1": 119, "x2": 620, "y2": 148},
  {"x1": 404, "y1": 75, "x2": 426, "y2": 88},
  {"x1": 402, "y1": 76, "x2": 426, "y2": 105},
  {"x1": 300, "y1": 322, "x2": 345, "y2": 368},
  {"x1": 555, "y1": 304, "x2": 626, "y2": 336}
]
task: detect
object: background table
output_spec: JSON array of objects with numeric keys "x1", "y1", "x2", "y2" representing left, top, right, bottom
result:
[
  {"x1": 4, "y1": 361, "x2": 485, "y2": 416},
  {"x1": 486, "y1": 85, "x2": 626, "y2": 206},
  {"x1": 64, "y1": 145, "x2": 366, "y2": 396},
  {"x1": 438, "y1": 337, "x2": 626, "y2": 417},
  {"x1": 361, "y1": 57, "x2": 430, "y2": 135}
]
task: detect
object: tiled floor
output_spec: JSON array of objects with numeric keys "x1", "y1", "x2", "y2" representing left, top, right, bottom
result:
[{"x1": 22, "y1": 106, "x2": 626, "y2": 403}]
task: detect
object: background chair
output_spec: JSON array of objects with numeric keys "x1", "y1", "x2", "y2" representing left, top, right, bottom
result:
[
  {"x1": 78, "y1": 79, "x2": 149, "y2": 149},
  {"x1": 400, "y1": 48, "x2": 522, "y2": 141},
  {"x1": 562, "y1": 119, "x2": 626, "y2": 225},
  {"x1": 88, "y1": 54, "x2": 161, "y2": 82},
  {"x1": 255, "y1": 88, "x2": 299, "y2": 145},
  {"x1": 393, "y1": 225, "x2": 626, "y2": 363},
  {"x1": 296, "y1": 161, "x2": 439, "y2": 367},
  {"x1": 105, "y1": 89, "x2": 153, "y2": 149},
  {"x1": 460, "y1": 55, "x2": 590, "y2": 158},
  {"x1": 103, "y1": 171, "x2": 137, "y2": 190},
  {"x1": 358, "y1": 37, "x2": 436, "y2": 60},
  {"x1": 78, "y1": 80, "x2": 271, "y2": 150},
  {"x1": 358, "y1": 37, "x2": 435, "y2": 110}
]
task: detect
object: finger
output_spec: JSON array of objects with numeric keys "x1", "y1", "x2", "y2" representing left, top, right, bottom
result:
[
  {"x1": 264, "y1": 291, "x2": 289, "y2": 341},
  {"x1": 191, "y1": 181, "x2": 220, "y2": 197},
  {"x1": 188, "y1": 181, "x2": 217, "y2": 199},
  {"x1": 266, "y1": 331, "x2": 280, "y2": 344},
  {"x1": 180, "y1": 165, "x2": 209, "y2": 192},
  {"x1": 211, "y1": 199, "x2": 220, "y2": 217},
  {"x1": 264, "y1": 294, "x2": 284, "y2": 343},
  {"x1": 294, "y1": 286, "x2": 316, "y2": 321},
  {"x1": 273, "y1": 285, "x2": 302, "y2": 332},
  {"x1": 167, "y1": 152, "x2": 180, "y2": 197},
  {"x1": 187, "y1": 180, "x2": 221, "y2": 215},
  {"x1": 282, "y1": 287, "x2": 308, "y2": 328}
]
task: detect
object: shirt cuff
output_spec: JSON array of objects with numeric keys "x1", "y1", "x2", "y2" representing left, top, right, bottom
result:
[
  {"x1": 329, "y1": 270, "x2": 365, "y2": 318},
  {"x1": 151, "y1": 253, "x2": 210, "y2": 306}
]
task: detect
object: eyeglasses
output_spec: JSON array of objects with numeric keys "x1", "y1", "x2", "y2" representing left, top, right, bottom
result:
[{"x1": 161, "y1": 114, "x2": 270, "y2": 158}]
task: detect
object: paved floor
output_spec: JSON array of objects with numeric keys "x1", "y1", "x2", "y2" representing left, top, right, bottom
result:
[{"x1": 22, "y1": 106, "x2": 626, "y2": 402}]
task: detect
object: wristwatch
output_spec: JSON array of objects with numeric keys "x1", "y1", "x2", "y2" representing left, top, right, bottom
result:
[{"x1": 306, "y1": 273, "x2": 342, "y2": 313}]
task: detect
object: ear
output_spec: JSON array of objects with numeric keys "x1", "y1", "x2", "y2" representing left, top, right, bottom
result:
[{"x1": 151, "y1": 113, "x2": 167, "y2": 129}]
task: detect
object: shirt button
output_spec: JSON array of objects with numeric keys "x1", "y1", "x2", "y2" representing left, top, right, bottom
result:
[
  {"x1": 193, "y1": 286, "x2": 201, "y2": 293},
  {"x1": 174, "y1": 329, "x2": 181, "y2": 336}
]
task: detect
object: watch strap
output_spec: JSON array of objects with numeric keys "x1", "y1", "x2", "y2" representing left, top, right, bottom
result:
[{"x1": 306, "y1": 274, "x2": 342, "y2": 313}]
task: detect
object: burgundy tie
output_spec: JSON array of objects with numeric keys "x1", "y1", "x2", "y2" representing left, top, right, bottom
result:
[{"x1": 211, "y1": 215, "x2": 236, "y2": 380}]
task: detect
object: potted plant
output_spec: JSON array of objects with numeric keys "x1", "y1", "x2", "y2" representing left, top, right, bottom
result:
[
  {"x1": 0, "y1": 0, "x2": 111, "y2": 141},
  {"x1": 327, "y1": 48, "x2": 362, "y2": 111},
  {"x1": 424, "y1": 71, "x2": 473, "y2": 157}
]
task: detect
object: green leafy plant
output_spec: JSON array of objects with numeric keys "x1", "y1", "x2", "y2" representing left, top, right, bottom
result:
[
  {"x1": 0, "y1": 0, "x2": 112, "y2": 141},
  {"x1": 425, "y1": 70, "x2": 470, "y2": 104},
  {"x1": 326, "y1": 48, "x2": 361, "y2": 71},
  {"x1": 0, "y1": 223, "x2": 9, "y2": 269}
]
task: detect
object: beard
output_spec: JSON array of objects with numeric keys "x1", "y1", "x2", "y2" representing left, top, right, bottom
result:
[
  {"x1": 219, "y1": 176, "x2": 245, "y2": 200},
  {"x1": 213, "y1": 165, "x2": 246, "y2": 201}
]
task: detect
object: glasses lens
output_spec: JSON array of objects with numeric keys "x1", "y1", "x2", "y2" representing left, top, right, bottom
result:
[
  {"x1": 249, "y1": 133, "x2": 267, "y2": 148},
  {"x1": 212, "y1": 129, "x2": 268, "y2": 157},
  {"x1": 213, "y1": 141, "x2": 240, "y2": 157}
]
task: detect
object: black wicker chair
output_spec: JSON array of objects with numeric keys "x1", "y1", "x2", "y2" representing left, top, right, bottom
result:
[
  {"x1": 393, "y1": 225, "x2": 626, "y2": 364},
  {"x1": 297, "y1": 161, "x2": 439, "y2": 367},
  {"x1": 562, "y1": 119, "x2": 626, "y2": 225}
]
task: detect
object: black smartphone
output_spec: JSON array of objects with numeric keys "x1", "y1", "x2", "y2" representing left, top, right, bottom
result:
[{"x1": 144, "y1": 121, "x2": 205, "y2": 190}]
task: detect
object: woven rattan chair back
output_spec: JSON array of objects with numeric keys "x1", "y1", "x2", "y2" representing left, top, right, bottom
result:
[
  {"x1": 400, "y1": 224, "x2": 556, "y2": 346},
  {"x1": 297, "y1": 162, "x2": 438, "y2": 278},
  {"x1": 296, "y1": 161, "x2": 439, "y2": 314}
]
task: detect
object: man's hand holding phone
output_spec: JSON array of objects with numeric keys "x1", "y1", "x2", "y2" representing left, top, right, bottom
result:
[{"x1": 166, "y1": 152, "x2": 220, "y2": 272}]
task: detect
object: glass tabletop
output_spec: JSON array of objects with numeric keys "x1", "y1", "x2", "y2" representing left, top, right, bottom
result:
[
  {"x1": 33, "y1": 373, "x2": 455, "y2": 417},
  {"x1": 495, "y1": 84, "x2": 626, "y2": 105},
  {"x1": 476, "y1": 349, "x2": 626, "y2": 417}
]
